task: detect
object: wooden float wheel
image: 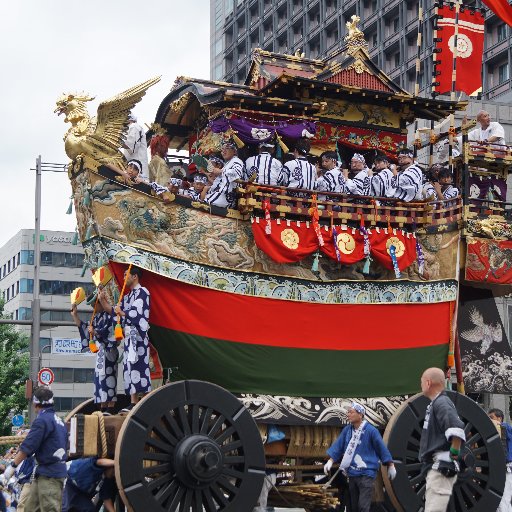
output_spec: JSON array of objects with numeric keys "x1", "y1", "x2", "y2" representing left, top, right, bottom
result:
[
  {"x1": 382, "y1": 391, "x2": 505, "y2": 512},
  {"x1": 115, "y1": 380, "x2": 265, "y2": 512}
]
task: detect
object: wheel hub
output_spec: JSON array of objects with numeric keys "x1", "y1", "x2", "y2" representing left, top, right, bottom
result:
[{"x1": 175, "y1": 434, "x2": 224, "y2": 488}]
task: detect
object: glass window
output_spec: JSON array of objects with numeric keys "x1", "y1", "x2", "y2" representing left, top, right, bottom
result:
[
  {"x1": 64, "y1": 253, "x2": 77, "y2": 267},
  {"x1": 499, "y1": 63, "x2": 509, "y2": 84},
  {"x1": 55, "y1": 397, "x2": 73, "y2": 411},
  {"x1": 86, "y1": 369, "x2": 95, "y2": 382},
  {"x1": 61, "y1": 368, "x2": 74, "y2": 383},
  {"x1": 76, "y1": 254, "x2": 85, "y2": 267},
  {"x1": 497, "y1": 24, "x2": 507, "y2": 43},
  {"x1": 7, "y1": 261, "x2": 11, "y2": 273},
  {"x1": 18, "y1": 307, "x2": 32, "y2": 320},
  {"x1": 16, "y1": 281, "x2": 19, "y2": 295},
  {"x1": 20, "y1": 278, "x2": 34, "y2": 294},
  {"x1": 39, "y1": 337, "x2": 52, "y2": 353},
  {"x1": 41, "y1": 252, "x2": 53, "y2": 266},
  {"x1": 74, "y1": 368, "x2": 88, "y2": 383},
  {"x1": 20, "y1": 250, "x2": 34, "y2": 265},
  {"x1": 6, "y1": 288, "x2": 10, "y2": 301},
  {"x1": 52, "y1": 368, "x2": 62, "y2": 381},
  {"x1": 52, "y1": 253, "x2": 65, "y2": 266}
]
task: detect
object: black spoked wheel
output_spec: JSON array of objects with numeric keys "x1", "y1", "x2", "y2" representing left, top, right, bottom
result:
[
  {"x1": 115, "y1": 380, "x2": 265, "y2": 512},
  {"x1": 383, "y1": 391, "x2": 505, "y2": 512}
]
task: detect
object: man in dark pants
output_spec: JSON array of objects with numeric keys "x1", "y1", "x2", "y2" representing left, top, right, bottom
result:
[{"x1": 324, "y1": 403, "x2": 396, "y2": 512}]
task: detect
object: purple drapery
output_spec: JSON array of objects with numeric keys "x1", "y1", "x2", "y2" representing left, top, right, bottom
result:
[{"x1": 209, "y1": 115, "x2": 316, "y2": 144}]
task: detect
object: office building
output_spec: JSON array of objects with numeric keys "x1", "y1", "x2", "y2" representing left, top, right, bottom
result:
[
  {"x1": 0, "y1": 230, "x2": 96, "y2": 412},
  {"x1": 210, "y1": 0, "x2": 512, "y2": 103}
]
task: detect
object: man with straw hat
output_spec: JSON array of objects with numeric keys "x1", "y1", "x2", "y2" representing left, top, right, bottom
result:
[{"x1": 70, "y1": 286, "x2": 119, "y2": 416}]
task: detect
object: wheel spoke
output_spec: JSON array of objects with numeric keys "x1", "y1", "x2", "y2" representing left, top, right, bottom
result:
[
  {"x1": 179, "y1": 488, "x2": 193, "y2": 512},
  {"x1": 153, "y1": 423, "x2": 178, "y2": 447},
  {"x1": 178, "y1": 405, "x2": 192, "y2": 436},
  {"x1": 165, "y1": 411, "x2": 184, "y2": 439},
  {"x1": 208, "y1": 414, "x2": 226, "y2": 438},
  {"x1": 199, "y1": 407, "x2": 213, "y2": 435},
  {"x1": 222, "y1": 466, "x2": 245, "y2": 480},
  {"x1": 210, "y1": 481, "x2": 230, "y2": 506},
  {"x1": 143, "y1": 463, "x2": 172, "y2": 476},
  {"x1": 405, "y1": 462, "x2": 423, "y2": 472},
  {"x1": 166, "y1": 484, "x2": 185, "y2": 512},
  {"x1": 144, "y1": 452, "x2": 172, "y2": 462},
  {"x1": 460, "y1": 484, "x2": 478, "y2": 507},
  {"x1": 224, "y1": 455, "x2": 245, "y2": 465},
  {"x1": 147, "y1": 472, "x2": 172, "y2": 492},
  {"x1": 146, "y1": 436, "x2": 174, "y2": 453},
  {"x1": 191, "y1": 404, "x2": 200, "y2": 434},
  {"x1": 466, "y1": 432, "x2": 482, "y2": 446},
  {"x1": 192, "y1": 489, "x2": 202, "y2": 512},
  {"x1": 154, "y1": 479, "x2": 179, "y2": 506},
  {"x1": 202, "y1": 487, "x2": 217, "y2": 512},
  {"x1": 215, "y1": 425, "x2": 236, "y2": 444},
  {"x1": 217, "y1": 475, "x2": 239, "y2": 495},
  {"x1": 221, "y1": 439, "x2": 243, "y2": 453}
]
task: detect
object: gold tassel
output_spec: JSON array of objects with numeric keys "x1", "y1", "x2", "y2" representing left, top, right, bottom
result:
[{"x1": 276, "y1": 132, "x2": 289, "y2": 154}]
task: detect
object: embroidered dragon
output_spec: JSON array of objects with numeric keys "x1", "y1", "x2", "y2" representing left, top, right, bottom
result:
[{"x1": 54, "y1": 76, "x2": 160, "y2": 168}]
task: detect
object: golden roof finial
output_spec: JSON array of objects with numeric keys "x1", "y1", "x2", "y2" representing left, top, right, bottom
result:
[{"x1": 344, "y1": 15, "x2": 368, "y2": 54}]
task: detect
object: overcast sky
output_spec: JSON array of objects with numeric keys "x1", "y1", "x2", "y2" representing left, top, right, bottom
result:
[{"x1": 0, "y1": 0, "x2": 210, "y2": 247}]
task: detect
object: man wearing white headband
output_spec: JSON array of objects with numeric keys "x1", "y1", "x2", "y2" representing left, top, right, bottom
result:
[
  {"x1": 121, "y1": 114, "x2": 149, "y2": 179},
  {"x1": 181, "y1": 173, "x2": 208, "y2": 201},
  {"x1": 318, "y1": 151, "x2": 356, "y2": 195},
  {"x1": 245, "y1": 140, "x2": 283, "y2": 186},
  {"x1": 391, "y1": 148, "x2": 424, "y2": 202},
  {"x1": 350, "y1": 153, "x2": 372, "y2": 196},
  {"x1": 205, "y1": 142, "x2": 245, "y2": 208},
  {"x1": 4, "y1": 387, "x2": 67, "y2": 512},
  {"x1": 278, "y1": 138, "x2": 317, "y2": 191},
  {"x1": 324, "y1": 401, "x2": 396, "y2": 512}
]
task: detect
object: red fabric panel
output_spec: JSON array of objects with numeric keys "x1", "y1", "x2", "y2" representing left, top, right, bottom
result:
[
  {"x1": 252, "y1": 218, "x2": 318, "y2": 263},
  {"x1": 436, "y1": 6, "x2": 484, "y2": 95},
  {"x1": 481, "y1": 0, "x2": 512, "y2": 27},
  {"x1": 320, "y1": 228, "x2": 366, "y2": 264},
  {"x1": 110, "y1": 262, "x2": 452, "y2": 351},
  {"x1": 465, "y1": 239, "x2": 512, "y2": 284},
  {"x1": 370, "y1": 230, "x2": 418, "y2": 271}
]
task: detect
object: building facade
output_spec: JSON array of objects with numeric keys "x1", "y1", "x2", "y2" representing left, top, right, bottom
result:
[
  {"x1": 0, "y1": 230, "x2": 97, "y2": 413},
  {"x1": 210, "y1": 0, "x2": 512, "y2": 103}
]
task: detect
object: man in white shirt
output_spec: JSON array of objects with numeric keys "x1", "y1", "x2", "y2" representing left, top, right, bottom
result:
[
  {"x1": 121, "y1": 114, "x2": 149, "y2": 179},
  {"x1": 391, "y1": 148, "x2": 424, "y2": 202},
  {"x1": 245, "y1": 141, "x2": 282, "y2": 185},
  {"x1": 350, "y1": 153, "x2": 372, "y2": 196},
  {"x1": 278, "y1": 139, "x2": 317, "y2": 191},
  {"x1": 317, "y1": 151, "x2": 355, "y2": 195},
  {"x1": 468, "y1": 110, "x2": 506, "y2": 148}
]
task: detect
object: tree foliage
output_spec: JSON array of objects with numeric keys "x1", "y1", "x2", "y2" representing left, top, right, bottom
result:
[{"x1": 0, "y1": 301, "x2": 29, "y2": 435}]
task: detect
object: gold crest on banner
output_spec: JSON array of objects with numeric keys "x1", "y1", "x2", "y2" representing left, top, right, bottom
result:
[
  {"x1": 386, "y1": 236, "x2": 405, "y2": 258},
  {"x1": 281, "y1": 229, "x2": 300, "y2": 250},
  {"x1": 336, "y1": 233, "x2": 356, "y2": 254}
]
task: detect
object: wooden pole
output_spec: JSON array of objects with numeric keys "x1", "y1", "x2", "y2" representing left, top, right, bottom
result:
[
  {"x1": 413, "y1": 0, "x2": 424, "y2": 158},
  {"x1": 448, "y1": 1, "x2": 461, "y2": 174},
  {"x1": 114, "y1": 263, "x2": 133, "y2": 341}
]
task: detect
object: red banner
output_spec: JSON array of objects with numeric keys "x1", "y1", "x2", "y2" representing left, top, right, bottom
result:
[
  {"x1": 465, "y1": 238, "x2": 512, "y2": 284},
  {"x1": 481, "y1": 0, "x2": 512, "y2": 27},
  {"x1": 252, "y1": 218, "x2": 318, "y2": 263},
  {"x1": 370, "y1": 229, "x2": 418, "y2": 271},
  {"x1": 320, "y1": 227, "x2": 366, "y2": 264},
  {"x1": 436, "y1": 6, "x2": 485, "y2": 95}
]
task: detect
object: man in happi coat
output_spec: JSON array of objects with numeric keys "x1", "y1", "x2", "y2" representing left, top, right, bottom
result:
[
  {"x1": 419, "y1": 368, "x2": 465, "y2": 512},
  {"x1": 204, "y1": 141, "x2": 245, "y2": 208},
  {"x1": 369, "y1": 154, "x2": 396, "y2": 198},
  {"x1": 349, "y1": 153, "x2": 373, "y2": 197},
  {"x1": 100, "y1": 266, "x2": 151, "y2": 412},
  {"x1": 181, "y1": 173, "x2": 208, "y2": 201},
  {"x1": 121, "y1": 114, "x2": 149, "y2": 179},
  {"x1": 324, "y1": 402, "x2": 396, "y2": 512},
  {"x1": 278, "y1": 138, "x2": 317, "y2": 191},
  {"x1": 245, "y1": 140, "x2": 283, "y2": 185},
  {"x1": 317, "y1": 151, "x2": 355, "y2": 195},
  {"x1": 391, "y1": 148, "x2": 424, "y2": 202},
  {"x1": 71, "y1": 289, "x2": 119, "y2": 415}
]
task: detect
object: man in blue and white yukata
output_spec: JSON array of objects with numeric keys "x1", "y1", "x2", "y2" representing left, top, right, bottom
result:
[
  {"x1": 71, "y1": 289, "x2": 119, "y2": 415},
  {"x1": 318, "y1": 151, "x2": 355, "y2": 195},
  {"x1": 278, "y1": 138, "x2": 317, "y2": 192},
  {"x1": 350, "y1": 154, "x2": 372, "y2": 197},
  {"x1": 392, "y1": 148, "x2": 424, "y2": 202},
  {"x1": 100, "y1": 266, "x2": 151, "y2": 412},
  {"x1": 204, "y1": 141, "x2": 245, "y2": 208},
  {"x1": 245, "y1": 140, "x2": 283, "y2": 185},
  {"x1": 324, "y1": 402, "x2": 396, "y2": 512}
]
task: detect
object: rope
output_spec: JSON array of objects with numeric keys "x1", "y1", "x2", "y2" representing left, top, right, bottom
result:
[
  {"x1": 92, "y1": 411, "x2": 108, "y2": 458},
  {"x1": 266, "y1": 463, "x2": 337, "y2": 471},
  {"x1": 0, "y1": 435, "x2": 26, "y2": 445}
]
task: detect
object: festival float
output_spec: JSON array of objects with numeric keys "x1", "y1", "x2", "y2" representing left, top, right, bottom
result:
[{"x1": 57, "y1": 14, "x2": 512, "y2": 512}]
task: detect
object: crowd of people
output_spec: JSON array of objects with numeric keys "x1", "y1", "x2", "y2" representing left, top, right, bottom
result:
[{"x1": 114, "y1": 139, "x2": 460, "y2": 211}]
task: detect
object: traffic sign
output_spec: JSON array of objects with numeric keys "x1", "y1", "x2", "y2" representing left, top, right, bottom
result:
[
  {"x1": 38, "y1": 368, "x2": 55, "y2": 386},
  {"x1": 11, "y1": 414, "x2": 24, "y2": 427}
]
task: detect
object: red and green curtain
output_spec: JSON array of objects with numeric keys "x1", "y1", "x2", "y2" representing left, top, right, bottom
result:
[{"x1": 110, "y1": 262, "x2": 452, "y2": 398}]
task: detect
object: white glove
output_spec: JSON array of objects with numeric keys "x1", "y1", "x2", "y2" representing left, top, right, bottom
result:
[
  {"x1": 387, "y1": 465, "x2": 397, "y2": 481},
  {"x1": 2, "y1": 464, "x2": 15, "y2": 481},
  {"x1": 324, "y1": 459, "x2": 334, "y2": 475}
]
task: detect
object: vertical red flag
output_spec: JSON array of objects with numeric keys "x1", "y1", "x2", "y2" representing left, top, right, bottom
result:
[{"x1": 435, "y1": 6, "x2": 485, "y2": 95}]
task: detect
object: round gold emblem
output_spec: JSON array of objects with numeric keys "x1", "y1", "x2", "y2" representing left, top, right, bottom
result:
[
  {"x1": 386, "y1": 236, "x2": 405, "y2": 258},
  {"x1": 281, "y1": 228, "x2": 300, "y2": 249},
  {"x1": 336, "y1": 232, "x2": 356, "y2": 254}
]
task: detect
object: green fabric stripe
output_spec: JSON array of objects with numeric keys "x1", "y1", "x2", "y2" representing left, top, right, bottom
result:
[{"x1": 150, "y1": 325, "x2": 448, "y2": 398}]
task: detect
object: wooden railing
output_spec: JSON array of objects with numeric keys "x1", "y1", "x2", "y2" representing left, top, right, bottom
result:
[
  {"x1": 465, "y1": 197, "x2": 512, "y2": 223},
  {"x1": 237, "y1": 182, "x2": 463, "y2": 230}
]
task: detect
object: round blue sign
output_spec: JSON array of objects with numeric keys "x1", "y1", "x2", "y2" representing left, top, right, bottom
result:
[{"x1": 12, "y1": 414, "x2": 24, "y2": 427}]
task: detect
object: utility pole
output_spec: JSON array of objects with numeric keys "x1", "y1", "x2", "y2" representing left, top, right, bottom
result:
[{"x1": 29, "y1": 155, "x2": 42, "y2": 422}]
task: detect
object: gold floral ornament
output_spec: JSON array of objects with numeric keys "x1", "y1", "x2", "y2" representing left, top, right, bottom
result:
[
  {"x1": 281, "y1": 229, "x2": 300, "y2": 250},
  {"x1": 386, "y1": 237, "x2": 405, "y2": 258},
  {"x1": 336, "y1": 233, "x2": 356, "y2": 255}
]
